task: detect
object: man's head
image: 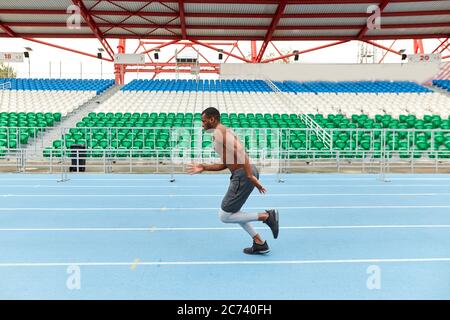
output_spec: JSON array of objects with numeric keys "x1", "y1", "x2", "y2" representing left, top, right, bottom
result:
[{"x1": 201, "y1": 107, "x2": 221, "y2": 130}]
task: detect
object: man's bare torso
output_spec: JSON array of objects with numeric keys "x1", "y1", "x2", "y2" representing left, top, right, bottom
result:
[{"x1": 212, "y1": 124, "x2": 247, "y2": 172}]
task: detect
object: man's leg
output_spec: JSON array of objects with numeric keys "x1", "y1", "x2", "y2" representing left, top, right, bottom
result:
[
  {"x1": 219, "y1": 209, "x2": 271, "y2": 250},
  {"x1": 219, "y1": 208, "x2": 278, "y2": 236},
  {"x1": 220, "y1": 167, "x2": 278, "y2": 253},
  {"x1": 219, "y1": 210, "x2": 269, "y2": 255}
]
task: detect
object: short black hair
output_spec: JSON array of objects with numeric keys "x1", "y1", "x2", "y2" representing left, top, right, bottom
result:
[{"x1": 202, "y1": 107, "x2": 220, "y2": 120}]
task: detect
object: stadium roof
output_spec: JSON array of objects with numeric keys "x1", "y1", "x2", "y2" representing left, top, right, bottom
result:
[{"x1": 0, "y1": 0, "x2": 449, "y2": 42}]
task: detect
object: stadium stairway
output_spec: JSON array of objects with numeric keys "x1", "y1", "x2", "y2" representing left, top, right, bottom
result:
[
  {"x1": 43, "y1": 79, "x2": 450, "y2": 161},
  {"x1": 426, "y1": 83, "x2": 450, "y2": 98},
  {"x1": 26, "y1": 84, "x2": 122, "y2": 154}
]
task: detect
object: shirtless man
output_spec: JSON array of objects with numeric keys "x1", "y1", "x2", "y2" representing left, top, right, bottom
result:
[{"x1": 187, "y1": 107, "x2": 279, "y2": 254}]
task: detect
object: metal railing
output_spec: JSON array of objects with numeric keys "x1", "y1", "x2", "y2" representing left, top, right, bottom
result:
[
  {"x1": 1, "y1": 126, "x2": 450, "y2": 174},
  {"x1": 0, "y1": 82, "x2": 12, "y2": 90},
  {"x1": 264, "y1": 78, "x2": 333, "y2": 149},
  {"x1": 2, "y1": 147, "x2": 450, "y2": 175},
  {"x1": 2, "y1": 125, "x2": 450, "y2": 151}
]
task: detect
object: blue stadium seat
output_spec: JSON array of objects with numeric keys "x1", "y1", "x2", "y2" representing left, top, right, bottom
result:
[
  {"x1": 121, "y1": 79, "x2": 272, "y2": 92},
  {"x1": 0, "y1": 78, "x2": 115, "y2": 94},
  {"x1": 433, "y1": 80, "x2": 450, "y2": 92},
  {"x1": 120, "y1": 79, "x2": 430, "y2": 94},
  {"x1": 279, "y1": 80, "x2": 431, "y2": 93}
]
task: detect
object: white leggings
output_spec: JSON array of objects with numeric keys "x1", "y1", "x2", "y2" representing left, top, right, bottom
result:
[{"x1": 218, "y1": 209, "x2": 260, "y2": 238}]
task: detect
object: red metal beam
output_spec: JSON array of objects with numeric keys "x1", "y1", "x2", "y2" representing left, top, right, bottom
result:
[
  {"x1": 283, "y1": 10, "x2": 450, "y2": 18},
  {"x1": 270, "y1": 41, "x2": 289, "y2": 63},
  {"x1": 1, "y1": 34, "x2": 448, "y2": 41},
  {"x1": 167, "y1": 45, "x2": 188, "y2": 63},
  {"x1": 134, "y1": 41, "x2": 155, "y2": 64},
  {"x1": 130, "y1": 62, "x2": 219, "y2": 67},
  {"x1": 5, "y1": 22, "x2": 450, "y2": 30},
  {"x1": 115, "y1": 39, "x2": 126, "y2": 85},
  {"x1": 357, "y1": 0, "x2": 390, "y2": 39},
  {"x1": 179, "y1": 0, "x2": 187, "y2": 39},
  {"x1": 0, "y1": 20, "x2": 16, "y2": 37},
  {"x1": 413, "y1": 39, "x2": 424, "y2": 54},
  {"x1": 261, "y1": 40, "x2": 349, "y2": 63},
  {"x1": 99, "y1": 0, "x2": 180, "y2": 38},
  {"x1": 22, "y1": 38, "x2": 113, "y2": 62},
  {"x1": 222, "y1": 41, "x2": 248, "y2": 63},
  {"x1": 235, "y1": 42, "x2": 248, "y2": 60},
  {"x1": 1, "y1": 8, "x2": 449, "y2": 19},
  {"x1": 189, "y1": 45, "x2": 213, "y2": 64},
  {"x1": 223, "y1": 42, "x2": 238, "y2": 63},
  {"x1": 440, "y1": 42, "x2": 450, "y2": 54},
  {"x1": 125, "y1": 68, "x2": 218, "y2": 74},
  {"x1": 432, "y1": 38, "x2": 449, "y2": 54},
  {"x1": 145, "y1": 45, "x2": 189, "y2": 77},
  {"x1": 139, "y1": 39, "x2": 180, "y2": 55},
  {"x1": 363, "y1": 40, "x2": 402, "y2": 55},
  {"x1": 141, "y1": 41, "x2": 235, "y2": 45},
  {"x1": 83, "y1": 0, "x2": 449, "y2": 4},
  {"x1": 190, "y1": 40, "x2": 253, "y2": 63},
  {"x1": 251, "y1": 41, "x2": 258, "y2": 62},
  {"x1": 378, "y1": 39, "x2": 397, "y2": 63},
  {"x1": 98, "y1": 1, "x2": 156, "y2": 37},
  {"x1": 256, "y1": 0, "x2": 287, "y2": 62},
  {"x1": 71, "y1": 0, "x2": 115, "y2": 60}
]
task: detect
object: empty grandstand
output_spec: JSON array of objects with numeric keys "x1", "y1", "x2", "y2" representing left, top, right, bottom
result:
[
  {"x1": 2, "y1": 0, "x2": 450, "y2": 302},
  {"x1": 0, "y1": 79, "x2": 114, "y2": 156},
  {"x1": 0, "y1": 74, "x2": 449, "y2": 174},
  {"x1": 33, "y1": 79, "x2": 447, "y2": 169}
]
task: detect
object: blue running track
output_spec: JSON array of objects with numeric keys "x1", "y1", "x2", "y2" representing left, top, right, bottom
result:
[{"x1": 0, "y1": 173, "x2": 449, "y2": 299}]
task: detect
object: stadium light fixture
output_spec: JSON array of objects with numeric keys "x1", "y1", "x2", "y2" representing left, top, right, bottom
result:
[
  {"x1": 24, "y1": 47, "x2": 32, "y2": 78},
  {"x1": 399, "y1": 49, "x2": 407, "y2": 60},
  {"x1": 97, "y1": 48, "x2": 105, "y2": 79},
  {"x1": 97, "y1": 48, "x2": 104, "y2": 59}
]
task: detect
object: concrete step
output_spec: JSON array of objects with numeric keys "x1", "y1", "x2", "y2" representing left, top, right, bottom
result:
[
  {"x1": 25, "y1": 85, "x2": 122, "y2": 153},
  {"x1": 423, "y1": 84, "x2": 450, "y2": 97}
]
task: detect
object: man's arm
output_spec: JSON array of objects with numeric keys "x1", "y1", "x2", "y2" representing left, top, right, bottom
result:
[
  {"x1": 203, "y1": 163, "x2": 227, "y2": 171},
  {"x1": 186, "y1": 163, "x2": 226, "y2": 174},
  {"x1": 234, "y1": 136, "x2": 267, "y2": 194}
]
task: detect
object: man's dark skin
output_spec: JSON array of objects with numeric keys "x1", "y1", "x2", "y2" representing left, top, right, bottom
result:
[{"x1": 187, "y1": 113, "x2": 270, "y2": 245}]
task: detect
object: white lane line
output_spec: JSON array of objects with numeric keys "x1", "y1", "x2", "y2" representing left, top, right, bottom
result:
[
  {"x1": 0, "y1": 178, "x2": 173, "y2": 181},
  {"x1": 2, "y1": 177, "x2": 450, "y2": 181},
  {"x1": 1, "y1": 205, "x2": 450, "y2": 211},
  {"x1": 0, "y1": 225, "x2": 449, "y2": 232},
  {"x1": 2, "y1": 193, "x2": 450, "y2": 197},
  {"x1": 1, "y1": 184, "x2": 450, "y2": 188},
  {"x1": 0, "y1": 257, "x2": 449, "y2": 268}
]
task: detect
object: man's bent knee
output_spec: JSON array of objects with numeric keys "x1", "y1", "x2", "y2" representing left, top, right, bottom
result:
[{"x1": 218, "y1": 208, "x2": 234, "y2": 223}]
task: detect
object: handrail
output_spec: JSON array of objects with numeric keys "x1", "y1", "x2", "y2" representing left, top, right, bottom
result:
[
  {"x1": 263, "y1": 78, "x2": 333, "y2": 149},
  {"x1": 0, "y1": 82, "x2": 12, "y2": 90}
]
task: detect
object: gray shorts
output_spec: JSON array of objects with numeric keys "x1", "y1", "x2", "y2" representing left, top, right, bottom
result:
[{"x1": 221, "y1": 165, "x2": 259, "y2": 213}]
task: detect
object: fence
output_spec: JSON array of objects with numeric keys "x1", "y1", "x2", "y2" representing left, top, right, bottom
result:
[
  {"x1": 1, "y1": 126, "x2": 450, "y2": 175},
  {"x1": 0, "y1": 82, "x2": 11, "y2": 90}
]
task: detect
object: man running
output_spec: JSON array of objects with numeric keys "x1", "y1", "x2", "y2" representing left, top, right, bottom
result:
[{"x1": 187, "y1": 107, "x2": 279, "y2": 254}]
